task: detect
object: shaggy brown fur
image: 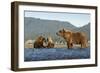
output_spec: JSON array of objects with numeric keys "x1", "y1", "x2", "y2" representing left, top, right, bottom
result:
[
  {"x1": 56, "y1": 29, "x2": 88, "y2": 48},
  {"x1": 34, "y1": 36, "x2": 46, "y2": 48}
]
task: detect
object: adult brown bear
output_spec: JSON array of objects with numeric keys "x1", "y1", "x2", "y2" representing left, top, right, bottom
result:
[
  {"x1": 34, "y1": 36, "x2": 46, "y2": 48},
  {"x1": 56, "y1": 29, "x2": 88, "y2": 48}
]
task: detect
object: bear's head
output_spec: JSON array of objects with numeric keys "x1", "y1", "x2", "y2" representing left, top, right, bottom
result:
[
  {"x1": 36, "y1": 36, "x2": 46, "y2": 43},
  {"x1": 34, "y1": 36, "x2": 47, "y2": 48},
  {"x1": 56, "y1": 28, "x2": 66, "y2": 37},
  {"x1": 56, "y1": 28, "x2": 72, "y2": 40}
]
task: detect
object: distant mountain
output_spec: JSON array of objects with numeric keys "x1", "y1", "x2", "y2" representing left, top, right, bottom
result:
[
  {"x1": 24, "y1": 17, "x2": 90, "y2": 41},
  {"x1": 74, "y1": 23, "x2": 90, "y2": 40}
]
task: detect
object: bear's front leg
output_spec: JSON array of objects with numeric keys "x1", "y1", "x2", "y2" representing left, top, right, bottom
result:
[{"x1": 67, "y1": 42, "x2": 73, "y2": 49}]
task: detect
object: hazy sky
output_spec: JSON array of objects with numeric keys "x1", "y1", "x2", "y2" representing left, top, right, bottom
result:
[{"x1": 24, "y1": 11, "x2": 90, "y2": 27}]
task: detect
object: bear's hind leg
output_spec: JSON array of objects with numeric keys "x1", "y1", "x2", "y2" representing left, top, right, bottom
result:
[
  {"x1": 67, "y1": 43, "x2": 73, "y2": 49},
  {"x1": 81, "y1": 43, "x2": 86, "y2": 48}
]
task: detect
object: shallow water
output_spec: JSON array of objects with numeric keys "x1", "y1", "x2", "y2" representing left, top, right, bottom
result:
[{"x1": 24, "y1": 48, "x2": 90, "y2": 61}]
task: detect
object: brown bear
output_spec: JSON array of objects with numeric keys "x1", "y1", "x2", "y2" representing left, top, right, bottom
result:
[
  {"x1": 34, "y1": 36, "x2": 46, "y2": 48},
  {"x1": 56, "y1": 28, "x2": 88, "y2": 48},
  {"x1": 46, "y1": 36, "x2": 55, "y2": 48}
]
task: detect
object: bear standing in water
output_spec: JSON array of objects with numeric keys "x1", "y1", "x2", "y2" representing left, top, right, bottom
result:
[{"x1": 56, "y1": 28, "x2": 88, "y2": 48}]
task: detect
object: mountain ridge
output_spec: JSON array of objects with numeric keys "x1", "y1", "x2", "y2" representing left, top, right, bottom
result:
[{"x1": 24, "y1": 17, "x2": 90, "y2": 41}]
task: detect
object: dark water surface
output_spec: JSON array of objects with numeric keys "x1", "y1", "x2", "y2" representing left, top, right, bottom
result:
[{"x1": 24, "y1": 48, "x2": 90, "y2": 61}]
